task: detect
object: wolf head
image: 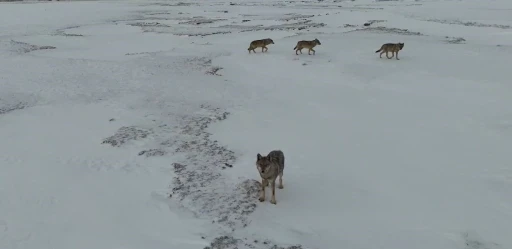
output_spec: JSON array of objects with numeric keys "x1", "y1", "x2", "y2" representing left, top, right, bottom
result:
[
  {"x1": 314, "y1": 38, "x2": 321, "y2": 45},
  {"x1": 256, "y1": 153, "x2": 274, "y2": 174}
]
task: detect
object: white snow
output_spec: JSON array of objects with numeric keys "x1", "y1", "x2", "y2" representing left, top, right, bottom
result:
[{"x1": 1, "y1": 0, "x2": 511, "y2": 249}]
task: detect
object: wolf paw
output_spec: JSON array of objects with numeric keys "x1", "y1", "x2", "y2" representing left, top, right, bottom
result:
[
  {"x1": 270, "y1": 199, "x2": 277, "y2": 205},
  {"x1": 278, "y1": 185, "x2": 284, "y2": 189},
  {"x1": 259, "y1": 196, "x2": 265, "y2": 202}
]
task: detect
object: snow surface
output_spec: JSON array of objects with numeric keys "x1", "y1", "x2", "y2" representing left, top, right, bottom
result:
[{"x1": 1, "y1": 0, "x2": 511, "y2": 249}]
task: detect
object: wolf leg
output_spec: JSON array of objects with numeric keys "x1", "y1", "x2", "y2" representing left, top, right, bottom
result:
[
  {"x1": 395, "y1": 51, "x2": 400, "y2": 60},
  {"x1": 259, "y1": 178, "x2": 266, "y2": 202},
  {"x1": 270, "y1": 180, "x2": 277, "y2": 204},
  {"x1": 278, "y1": 172, "x2": 284, "y2": 189}
]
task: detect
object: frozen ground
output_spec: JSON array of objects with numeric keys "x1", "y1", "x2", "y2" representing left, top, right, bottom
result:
[{"x1": 1, "y1": 0, "x2": 511, "y2": 249}]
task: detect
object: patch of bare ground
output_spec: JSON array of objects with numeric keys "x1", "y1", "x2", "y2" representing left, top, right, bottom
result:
[
  {"x1": 423, "y1": 18, "x2": 512, "y2": 29},
  {"x1": 0, "y1": 93, "x2": 38, "y2": 116},
  {"x1": 221, "y1": 20, "x2": 326, "y2": 32},
  {"x1": 53, "y1": 26, "x2": 84, "y2": 37},
  {"x1": 10, "y1": 40, "x2": 56, "y2": 53},
  {"x1": 205, "y1": 66, "x2": 223, "y2": 76},
  {"x1": 278, "y1": 14, "x2": 316, "y2": 21},
  {"x1": 128, "y1": 21, "x2": 172, "y2": 28},
  {"x1": 125, "y1": 50, "x2": 173, "y2": 56},
  {"x1": 165, "y1": 104, "x2": 259, "y2": 231},
  {"x1": 203, "y1": 235, "x2": 307, "y2": 249},
  {"x1": 345, "y1": 26, "x2": 423, "y2": 36},
  {"x1": 0, "y1": 102, "x2": 27, "y2": 115},
  {"x1": 177, "y1": 56, "x2": 229, "y2": 74},
  {"x1": 341, "y1": 20, "x2": 386, "y2": 28},
  {"x1": 181, "y1": 31, "x2": 232, "y2": 36},
  {"x1": 125, "y1": 15, "x2": 233, "y2": 35},
  {"x1": 146, "y1": 12, "x2": 172, "y2": 16},
  {"x1": 363, "y1": 19, "x2": 386, "y2": 26},
  {"x1": 445, "y1": 36, "x2": 466, "y2": 44},
  {"x1": 101, "y1": 126, "x2": 152, "y2": 147},
  {"x1": 179, "y1": 18, "x2": 228, "y2": 25},
  {"x1": 141, "y1": 2, "x2": 197, "y2": 7}
]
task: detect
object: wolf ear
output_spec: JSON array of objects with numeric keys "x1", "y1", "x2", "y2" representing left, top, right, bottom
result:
[{"x1": 257, "y1": 153, "x2": 262, "y2": 160}]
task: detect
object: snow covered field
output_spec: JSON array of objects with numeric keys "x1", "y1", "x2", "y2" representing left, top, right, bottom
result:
[{"x1": 1, "y1": 0, "x2": 511, "y2": 249}]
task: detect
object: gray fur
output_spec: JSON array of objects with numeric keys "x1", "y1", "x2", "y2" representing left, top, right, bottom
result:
[
  {"x1": 256, "y1": 150, "x2": 285, "y2": 204},
  {"x1": 267, "y1": 150, "x2": 285, "y2": 176}
]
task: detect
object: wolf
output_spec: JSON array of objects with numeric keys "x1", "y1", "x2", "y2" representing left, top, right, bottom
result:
[
  {"x1": 293, "y1": 38, "x2": 321, "y2": 55},
  {"x1": 256, "y1": 150, "x2": 285, "y2": 205},
  {"x1": 248, "y1": 38, "x2": 275, "y2": 53},
  {"x1": 375, "y1": 42, "x2": 404, "y2": 60}
]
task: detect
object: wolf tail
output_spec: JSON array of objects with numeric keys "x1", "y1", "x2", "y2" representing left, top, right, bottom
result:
[
  {"x1": 293, "y1": 46, "x2": 297, "y2": 50},
  {"x1": 375, "y1": 49, "x2": 381, "y2": 53}
]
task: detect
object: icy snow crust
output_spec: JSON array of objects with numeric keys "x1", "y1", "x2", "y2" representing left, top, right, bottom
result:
[{"x1": 1, "y1": 0, "x2": 511, "y2": 249}]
